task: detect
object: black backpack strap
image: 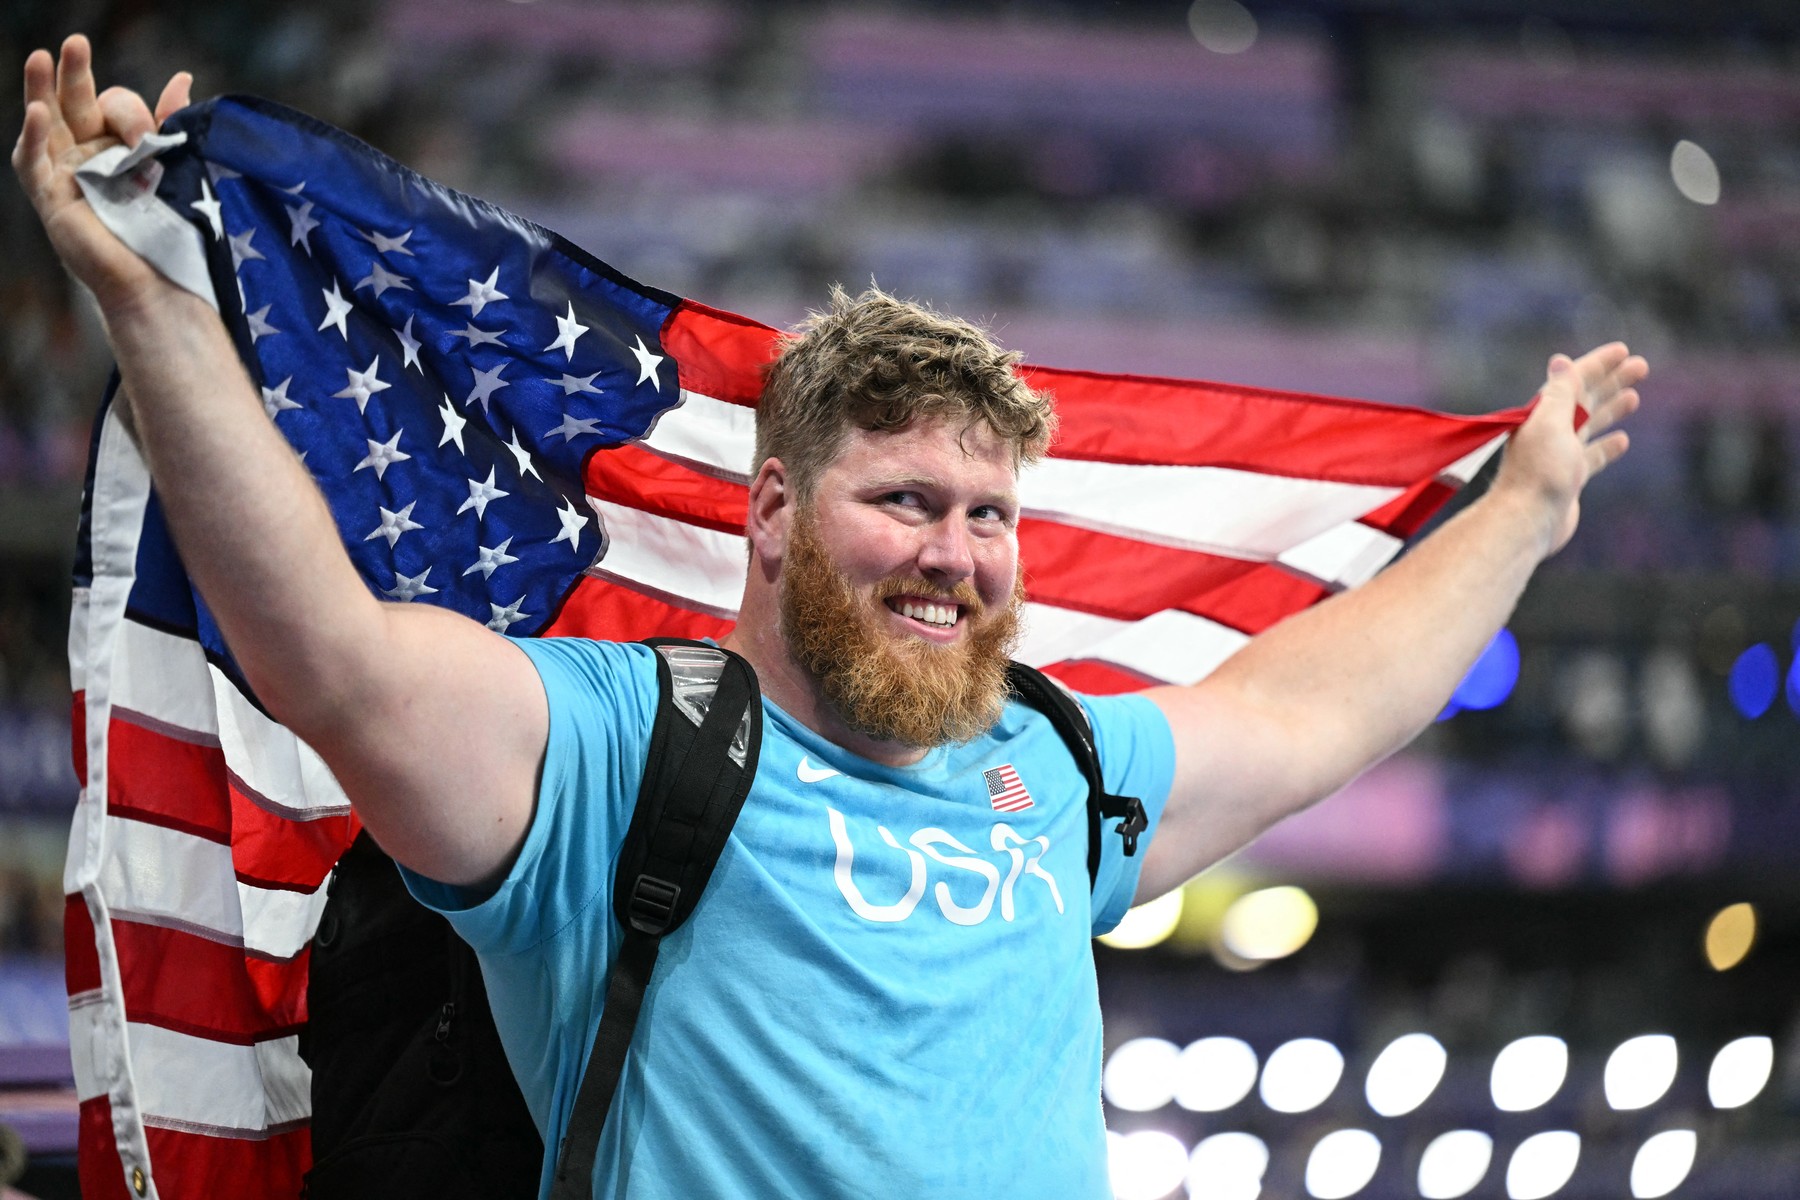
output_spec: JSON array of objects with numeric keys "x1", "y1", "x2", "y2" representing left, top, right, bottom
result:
[
  {"x1": 550, "y1": 639, "x2": 762, "y2": 1199},
  {"x1": 1004, "y1": 661, "x2": 1147, "y2": 891}
]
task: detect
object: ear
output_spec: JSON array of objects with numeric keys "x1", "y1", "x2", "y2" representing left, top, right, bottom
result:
[{"x1": 745, "y1": 457, "x2": 794, "y2": 561}]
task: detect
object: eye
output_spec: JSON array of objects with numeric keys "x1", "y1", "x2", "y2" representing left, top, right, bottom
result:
[
  {"x1": 881, "y1": 490, "x2": 925, "y2": 508},
  {"x1": 970, "y1": 503, "x2": 1015, "y2": 526}
]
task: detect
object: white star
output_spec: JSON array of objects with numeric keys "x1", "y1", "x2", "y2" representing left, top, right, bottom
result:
[
  {"x1": 354, "y1": 429, "x2": 412, "y2": 480},
  {"x1": 260, "y1": 376, "x2": 300, "y2": 419},
  {"x1": 279, "y1": 181, "x2": 307, "y2": 195},
  {"x1": 457, "y1": 467, "x2": 510, "y2": 519},
  {"x1": 551, "y1": 497, "x2": 589, "y2": 552},
  {"x1": 229, "y1": 227, "x2": 265, "y2": 270},
  {"x1": 629, "y1": 335, "x2": 664, "y2": 388},
  {"x1": 487, "y1": 596, "x2": 530, "y2": 633},
  {"x1": 365, "y1": 501, "x2": 424, "y2": 548},
  {"x1": 318, "y1": 279, "x2": 354, "y2": 339},
  {"x1": 360, "y1": 227, "x2": 415, "y2": 256},
  {"x1": 383, "y1": 567, "x2": 440, "y2": 602},
  {"x1": 190, "y1": 177, "x2": 223, "y2": 239},
  {"x1": 355, "y1": 261, "x2": 412, "y2": 298},
  {"x1": 548, "y1": 412, "x2": 602, "y2": 443},
  {"x1": 333, "y1": 357, "x2": 392, "y2": 413},
  {"x1": 463, "y1": 536, "x2": 519, "y2": 579},
  {"x1": 287, "y1": 198, "x2": 320, "y2": 253},
  {"x1": 246, "y1": 304, "x2": 280, "y2": 343},
  {"x1": 450, "y1": 323, "x2": 505, "y2": 348},
  {"x1": 437, "y1": 394, "x2": 467, "y2": 453},
  {"x1": 558, "y1": 372, "x2": 602, "y2": 396},
  {"x1": 503, "y1": 429, "x2": 542, "y2": 481},
  {"x1": 205, "y1": 162, "x2": 242, "y2": 184},
  {"x1": 394, "y1": 315, "x2": 422, "y2": 370},
  {"x1": 543, "y1": 302, "x2": 589, "y2": 361},
  {"x1": 451, "y1": 267, "x2": 508, "y2": 318},
  {"x1": 465, "y1": 361, "x2": 510, "y2": 412}
]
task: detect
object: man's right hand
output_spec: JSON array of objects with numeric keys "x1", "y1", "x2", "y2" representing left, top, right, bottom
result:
[{"x1": 13, "y1": 34, "x2": 192, "y2": 313}]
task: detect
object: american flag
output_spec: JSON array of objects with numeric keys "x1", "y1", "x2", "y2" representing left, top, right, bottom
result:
[
  {"x1": 64, "y1": 95, "x2": 1528, "y2": 1198},
  {"x1": 984, "y1": 764, "x2": 1035, "y2": 813}
]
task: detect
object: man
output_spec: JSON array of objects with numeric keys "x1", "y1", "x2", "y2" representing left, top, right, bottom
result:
[{"x1": 17, "y1": 35, "x2": 1644, "y2": 1199}]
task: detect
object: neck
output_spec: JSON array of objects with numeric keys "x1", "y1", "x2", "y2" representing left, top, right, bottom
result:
[{"x1": 723, "y1": 578, "x2": 929, "y2": 768}]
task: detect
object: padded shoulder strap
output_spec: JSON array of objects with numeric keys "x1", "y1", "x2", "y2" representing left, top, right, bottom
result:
[
  {"x1": 551, "y1": 639, "x2": 762, "y2": 1200},
  {"x1": 1004, "y1": 662, "x2": 1147, "y2": 891}
]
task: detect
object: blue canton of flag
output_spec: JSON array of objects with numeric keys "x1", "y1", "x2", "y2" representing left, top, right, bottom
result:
[{"x1": 142, "y1": 96, "x2": 683, "y2": 677}]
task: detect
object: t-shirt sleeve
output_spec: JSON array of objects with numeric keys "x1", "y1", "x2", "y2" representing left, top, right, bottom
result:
[
  {"x1": 1078, "y1": 692, "x2": 1177, "y2": 936},
  {"x1": 400, "y1": 638, "x2": 659, "y2": 957}
]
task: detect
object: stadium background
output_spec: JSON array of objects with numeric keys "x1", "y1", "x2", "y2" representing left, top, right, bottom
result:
[{"x1": 0, "y1": 0, "x2": 1796, "y2": 1196}]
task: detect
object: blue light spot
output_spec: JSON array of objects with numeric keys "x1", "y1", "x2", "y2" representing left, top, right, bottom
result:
[
  {"x1": 1787, "y1": 655, "x2": 1800, "y2": 718},
  {"x1": 1450, "y1": 627, "x2": 1520, "y2": 712},
  {"x1": 1729, "y1": 644, "x2": 1779, "y2": 719}
]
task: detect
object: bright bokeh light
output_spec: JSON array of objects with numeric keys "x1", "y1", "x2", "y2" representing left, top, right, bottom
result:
[
  {"x1": 1109, "y1": 1129, "x2": 1190, "y2": 1200},
  {"x1": 1728, "y1": 644, "x2": 1779, "y2": 719},
  {"x1": 1364, "y1": 1032, "x2": 1448, "y2": 1117},
  {"x1": 1491, "y1": 1036, "x2": 1568, "y2": 1112},
  {"x1": 1788, "y1": 653, "x2": 1800, "y2": 716},
  {"x1": 1417, "y1": 1130, "x2": 1493, "y2": 1199},
  {"x1": 1220, "y1": 886, "x2": 1318, "y2": 961},
  {"x1": 1105, "y1": 1038, "x2": 1181, "y2": 1112},
  {"x1": 1260, "y1": 1038, "x2": 1345, "y2": 1113},
  {"x1": 1630, "y1": 1130, "x2": 1697, "y2": 1198},
  {"x1": 1506, "y1": 1131, "x2": 1581, "y2": 1200},
  {"x1": 1669, "y1": 140, "x2": 1721, "y2": 205},
  {"x1": 1186, "y1": 1132, "x2": 1269, "y2": 1200},
  {"x1": 1708, "y1": 1036, "x2": 1774, "y2": 1109},
  {"x1": 1452, "y1": 628, "x2": 1521, "y2": 713},
  {"x1": 1605, "y1": 1035, "x2": 1678, "y2": 1110},
  {"x1": 1705, "y1": 902, "x2": 1757, "y2": 970},
  {"x1": 1187, "y1": 0, "x2": 1258, "y2": 54},
  {"x1": 1304, "y1": 1129, "x2": 1381, "y2": 1199},
  {"x1": 1101, "y1": 888, "x2": 1185, "y2": 950},
  {"x1": 1174, "y1": 1037, "x2": 1259, "y2": 1112}
]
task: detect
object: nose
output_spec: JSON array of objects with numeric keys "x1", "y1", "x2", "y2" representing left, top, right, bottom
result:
[{"x1": 916, "y1": 515, "x2": 975, "y2": 585}]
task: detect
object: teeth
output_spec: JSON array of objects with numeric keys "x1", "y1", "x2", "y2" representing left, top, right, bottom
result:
[{"x1": 898, "y1": 600, "x2": 955, "y2": 627}]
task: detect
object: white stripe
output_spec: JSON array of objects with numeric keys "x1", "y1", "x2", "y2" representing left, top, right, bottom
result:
[
  {"x1": 1020, "y1": 457, "x2": 1402, "y2": 559},
  {"x1": 1020, "y1": 602, "x2": 1249, "y2": 685},
  {"x1": 69, "y1": 586, "x2": 90, "y2": 692},
  {"x1": 1442, "y1": 433, "x2": 1508, "y2": 484},
  {"x1": 113, "y1": 619, "x2": 219, "y2": 739},
  {"x1": 638, "y1": 389, "x2": 755, "y2": 481},
  {"x1": 96, "y1": 817, "x2": 327, "y2": 960},
  {"x1": 590, "y1": 498, "x2": 748, "y2": 616},
  {"x1": 70, "y1": 1006, "x2": 311, "y2": 1133},
  {"x1": 1278, "y1": 521, "x2": 1403, "y2": 589}
]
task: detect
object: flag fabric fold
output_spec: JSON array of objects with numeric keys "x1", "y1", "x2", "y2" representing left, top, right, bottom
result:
[{"x1": 64, "y1": 94, "x2": 1525, "y2": 1198}]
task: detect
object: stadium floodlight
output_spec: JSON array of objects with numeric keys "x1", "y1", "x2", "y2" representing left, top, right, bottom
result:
[
  {"x1": 1104, "y1": 1037, "x2": 1181, "y2": 1112},
  {"x1": 1304, "y1": 1129, "x2": 1381, "y2": 1199},
  {"x1": 1186, "y1": 1132, "x2": 1269, "y2": 1200},
  {"x1": 1505, "y1": 1131, "x2": 1580, "y2": 1200},
  {"x1": 1260, "y1": 1038, "x2": 1345, "y2": 1114},
  {"x1": 1364, "y1": 1032, "x2": 1447, "y2": 1117},
  {"x1": 1630, "y1": 1130, "x2": 1696, "y2": 1199},
  {"x1": 1604, "y1": 1035, "x2": 1677, "y2": 1111},
  {"x1": 1106, "y1": 1129, "x2": 1189, "y2": 1200},
  {"x1": 1490, "y1": 1036, "x2": 1567, "y2": 1112},
  {"x1": 1417, "y1": 1130, "x2": 1493, "y2": 1199},
  {"x1": 1174, "y1": 1037, "x2": 1259, "y2": 1113},
  {"x1": 1708, "y1": 1036, "x2": 1774, "y2": 1109}
]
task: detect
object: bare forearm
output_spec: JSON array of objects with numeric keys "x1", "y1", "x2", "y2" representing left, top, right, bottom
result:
[{"x1": 103, "y1": 282, "x2": 384, "y2": 727}]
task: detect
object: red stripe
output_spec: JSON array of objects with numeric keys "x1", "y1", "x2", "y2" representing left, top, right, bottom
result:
[
  {"x1": 1361, "y1": 478, "x2": 1462, "y2": 539},
  {"x1": 1025, "y1": 364, "x2": 1525, "y2": 483},
  {"x1": 1041, "y1": 659, "x2": 1163, "y2": 696},
  {"x1": 113, "y1": 918, "x2": 310, "y2": 1043},
  {"x1": 227, "y1": 781, "x2": 358, "y2": 893},
  {"x1": 144, "y1": 1120, "x2": 311, "y2": 1198},
  {"x1": 72, "y1": 689, "x2": 87, "y2": 784},
  {"x1": 586, "y1": 442, "x2": 748, "y2": 532},
  {"x1": 544, "y1": 574, "x2": 736, "y2": 643},
  {"x1": 662, "y1": 300, "x2": 781, "y2": 406},
  {"x1": 66, "y1": 892, "x2": 101, "y2": 996},
  {"x1": 78, "y1": 1097, "x2": 137, "y2": 1200}
]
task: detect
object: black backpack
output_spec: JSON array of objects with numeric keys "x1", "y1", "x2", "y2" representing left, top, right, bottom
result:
[{"x1": 302, "y1": 638, "x2": 1147, "y2": 1200}]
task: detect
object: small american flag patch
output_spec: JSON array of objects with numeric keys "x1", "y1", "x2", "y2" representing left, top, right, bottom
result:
[{"x1": 983, "y1": 764, "x2": 1034, "y2": 812}]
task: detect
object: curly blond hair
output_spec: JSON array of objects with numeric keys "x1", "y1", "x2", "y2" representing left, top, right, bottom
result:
[{"x1": 754, "y1": 285, "x2": 1056, "y2": 499}]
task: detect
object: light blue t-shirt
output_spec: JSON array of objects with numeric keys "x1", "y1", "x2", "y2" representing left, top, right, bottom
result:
[{"x1": 405, "y1": 638, "x2": 1176, "y2": 1199}]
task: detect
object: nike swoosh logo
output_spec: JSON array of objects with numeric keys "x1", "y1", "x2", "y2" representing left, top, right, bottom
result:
[{"x1": 797, "y1": 756, "x2": 842, "y2": 783}]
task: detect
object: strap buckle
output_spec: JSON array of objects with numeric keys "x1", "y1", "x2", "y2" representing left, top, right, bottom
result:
[
  {"x1": 1113, "y1": 796, "x2": 1148, "y2": 856},
  {"x1": 627, "y1": 874, "x2": 681, "y2": 935}
]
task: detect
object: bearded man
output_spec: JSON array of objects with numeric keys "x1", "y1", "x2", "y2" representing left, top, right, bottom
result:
[{"x1": 16, "y1": 36, "x2": 1645, "y2": 1200}]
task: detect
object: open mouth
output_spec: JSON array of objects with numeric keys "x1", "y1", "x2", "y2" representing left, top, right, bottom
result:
[{"x1": 886, "y1": 596, "x2": 962, "y2": 629}]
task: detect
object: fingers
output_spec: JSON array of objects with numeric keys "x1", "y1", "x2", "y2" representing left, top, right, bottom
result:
[
  {"x1": 55, "y1": 34, "x2": 103, "y2": 144},
  {"x1": 1585, "y1": 430, "x2": 1630, "y2": 477},
  {"x1": 1581, "y1": 387, "x2": 1640, "y2": 439},
  {"x1": 154, "y1": 72, "x2": 193, "y2": 125},
  {"x1": 97, "y1": 86, "x2": 155, "y2": 149}
]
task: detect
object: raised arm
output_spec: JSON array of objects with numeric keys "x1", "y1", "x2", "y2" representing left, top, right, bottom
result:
[
  {"x1": 16, "y1": 36, "x2": 545, "y2": 887},
  {"x1": 1136, "y1": 343, "x2": 1646, "y2": 900}
]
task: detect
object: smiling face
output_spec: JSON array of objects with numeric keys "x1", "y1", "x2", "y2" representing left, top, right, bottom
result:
[{"x1": 777, "y1": 416, "x2": 1026, "y2": 748}]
